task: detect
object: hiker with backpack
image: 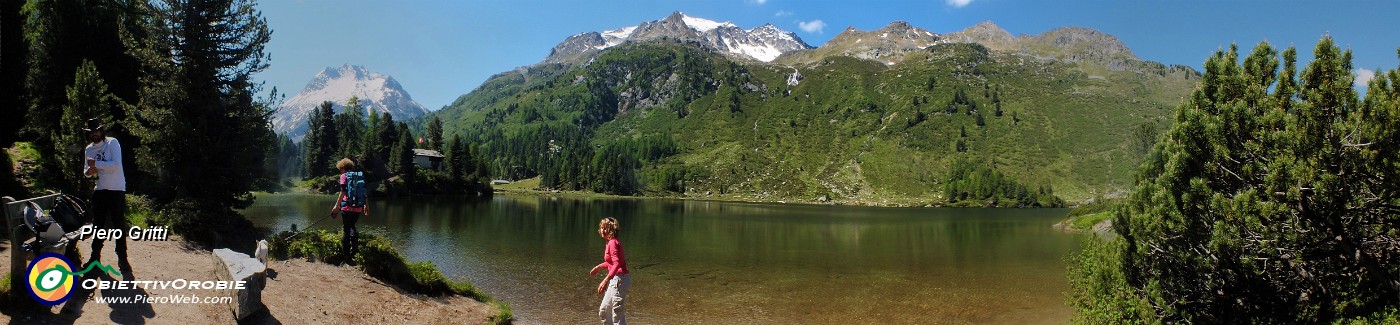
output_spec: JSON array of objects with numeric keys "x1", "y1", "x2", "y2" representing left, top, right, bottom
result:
[{"x1": 330, "y1": 158, "x2": 369, "y2": 259}]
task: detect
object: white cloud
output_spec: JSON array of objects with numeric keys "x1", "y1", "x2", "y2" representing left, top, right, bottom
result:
[
  {"x1": 947, "y1": 0, "x2": 973, "y2": 8},
  {"x1": 750, "y1": 0, "x2": 767, "y2": 4},
  {"x1": 797, "y1": 19, "x2": 826, "y2": 34},
  {"x1": 775, "y1": 10, "x2": 793, "y2": 17},
  {"x1": 1354, "y1": 68, "x2": 1376, "y2": 88}
]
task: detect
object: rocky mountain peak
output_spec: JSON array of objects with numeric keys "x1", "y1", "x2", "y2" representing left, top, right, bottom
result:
[
  {"x1": 803, "y1": 22, "x2": 940, "y2": 65},
  {"x1": 273, "y1": 65, "x2": 428, "y2": 140},
  {"x1": 881, "y1": 21, "x2": 914, "y2": 32},
  {"x1": 1033, "y1": 27, "x2": 1135, "y2": 57},
  {"x1": 543, "y1": 12, "x2": 811, "y2": 64},
  {"x1": 944, "y1": 20, "x2": 1016, "y2": 51}
]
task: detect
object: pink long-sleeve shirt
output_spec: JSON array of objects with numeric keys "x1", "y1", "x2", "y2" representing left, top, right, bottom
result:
[{"x1": 596, "y1": 238, "x2": 629, "y2": 279}]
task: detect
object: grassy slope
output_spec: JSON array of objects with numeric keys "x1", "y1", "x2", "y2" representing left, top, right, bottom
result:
[{"x1": 430, "y1": 41, "x2": 1198, "y2": 205}]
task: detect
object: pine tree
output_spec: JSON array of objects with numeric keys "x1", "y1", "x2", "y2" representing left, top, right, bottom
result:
[
  {"x1": 589, "y1": 142, "x2": 638, "y2": 194},
  {"x1": 56, "y1": 60, "x2": 119, "y2": 193},
  {"x1": 334, "y1": 97, "x2": 365, "y2": 160},
  {"x1": 302, "y1": 101, "x2": 337, "y2": 178},
  {"x1": 727, "y1": 90, "x2": 741, "y2": 113},
  {"x1": 446, "y1": 135, "x2": 464, "y2": 182},
  {"x1": 392, "y1": 123, "x2": 416, "y2": 184},
  {"x1": 1070, "y1": 38, "x2": 1400, "y2": 323},
  {"x1": 274, "y1": 133, "x2": 300, "y2": 180},
  {"x1": 425, "y1": 116, "x2": 444, "y2": 151},
  {"x1": 368, "y1": 112, "x2": 396, "y2": 179},
  {"x1": 1129, "y1": 121, "x2": 1157, "y2": 156},
  {"x1": 22, "y1": 0, "x2": 141, "y2": 148},
  {"x1": 122, "y1": 0, "x2": 274, "y2": 234},
  {"x1": 362, "y1": 108, "x2": 379, "y2": 178}
]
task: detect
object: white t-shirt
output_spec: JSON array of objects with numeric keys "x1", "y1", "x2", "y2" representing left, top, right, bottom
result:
[{"x1": 83, "y1": 137, "x2": 126, "y2": 191}]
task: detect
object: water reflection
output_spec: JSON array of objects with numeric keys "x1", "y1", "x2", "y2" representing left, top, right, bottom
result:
[{"x1": 244, "y1": 193, "x2": 1081, "y2": 324}]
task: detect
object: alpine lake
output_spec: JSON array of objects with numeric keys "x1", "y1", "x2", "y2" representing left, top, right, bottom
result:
[{"x1": 242, "y1": 192, "x2": 1083, "y2": 324}]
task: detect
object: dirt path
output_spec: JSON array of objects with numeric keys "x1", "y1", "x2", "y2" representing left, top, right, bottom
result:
[
  {"x1": 252, "y1": 259, "x2": 493, "y2": 324},
  {"x1": 1, "y1": 235, "x2": 493, "y2": 324}
]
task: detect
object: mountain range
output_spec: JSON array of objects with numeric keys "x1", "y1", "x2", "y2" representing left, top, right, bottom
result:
[
  {"x1": 424, "y1": 13, "x2": 1201, "y2": 205},
  {"x1": 546, "y1": 12, "x2": 812, "y2": 64},
  {"x1": 272, "y1": 64, "x2": 429, "y2": 140}
]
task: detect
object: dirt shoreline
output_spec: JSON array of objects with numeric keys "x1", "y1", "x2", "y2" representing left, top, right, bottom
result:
[{"x1": 0, "y1": 235, "x2": 493, "y2": 324}]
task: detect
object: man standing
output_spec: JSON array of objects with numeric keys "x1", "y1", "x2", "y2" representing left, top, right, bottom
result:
[{"x1": 83, "y1": 118, "x2": 127, "y2": 267}]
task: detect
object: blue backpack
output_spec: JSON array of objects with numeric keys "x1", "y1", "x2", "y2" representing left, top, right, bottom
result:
[{"x1": 342, "y1": 171, "x2": 367, "y2": 208}]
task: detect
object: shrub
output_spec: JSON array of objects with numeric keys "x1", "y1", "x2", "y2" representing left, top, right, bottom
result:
[
  {"x1": 268, "y1": 230, "x2": 343, "y2": 264},
  {"x1": 354, "y1": 236, "x2": 489, "y2": 299},
  {"x1": 1335, "y1": 307, "x2": 1400, "y2": 325},
  {"x1": 1070, "y1": 38, "x2": 1400, "y2": 323},
  {"x1": 1066, "y1": 237, "x2": 1151, "y2": 323},
  {"x1": 300, "y1": 175, "x2": 340, "y2": 194},
  {"x1": 125, "y1": 194, "x2": 156, "y2": 228}
]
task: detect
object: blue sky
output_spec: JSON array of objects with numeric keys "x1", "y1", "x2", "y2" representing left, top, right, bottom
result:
[{"x1": 257, "y1": 0, "x2": 1400, "y2": 111}]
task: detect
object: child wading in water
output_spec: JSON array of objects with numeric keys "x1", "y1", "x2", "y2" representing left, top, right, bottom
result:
[{"x1": 589, "y1": 217, "x2": 630, "y2": 324}]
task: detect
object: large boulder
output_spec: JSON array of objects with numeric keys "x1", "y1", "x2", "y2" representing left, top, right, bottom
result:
[{"x1": 212, "y1": 248, "x2": 266, "y2": 319}]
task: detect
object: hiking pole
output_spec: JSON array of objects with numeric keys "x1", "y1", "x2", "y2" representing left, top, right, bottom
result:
[{"x1": 282, "y1": 210, "x2": 339, "y2": 241}]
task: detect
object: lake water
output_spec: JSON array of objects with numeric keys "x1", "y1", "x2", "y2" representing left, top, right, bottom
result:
[{"x1": 242, "y1": 193, "x2": 1082, "y2": 324}]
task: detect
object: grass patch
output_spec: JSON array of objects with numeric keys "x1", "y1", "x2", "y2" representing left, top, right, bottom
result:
[
  {"x1": 490, "y1": 301, "x2": 513, "y2": 325},
  {"x1": 1068, "y1": 211, "x2": 1113, "y2": 230},
  {"x1": 9, "y1": 142, "x2": 41, "y2": 163},
  {"x1": 493, "y1": 176, "x2": 540, "y2": 190},
  {"x1": 1, "y1": 147, "x2": 28, "y2": 203},
  {"x1": 1059, "y1": 199, "x2": 1121, "y2": 231},
  {"x1": 5, "y1": 142, "x2": 50, "y2": 196},
  {"x1": 269, "y1": 230, "x2": 514, "y2": 323},
  {"x1": 1, "y1": 271, "x2": 10, "y2": 301}
]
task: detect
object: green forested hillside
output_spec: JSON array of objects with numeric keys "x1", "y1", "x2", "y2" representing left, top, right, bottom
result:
[{"x1": 428, "y1": 39, "x2": 1199, "y2": 205}]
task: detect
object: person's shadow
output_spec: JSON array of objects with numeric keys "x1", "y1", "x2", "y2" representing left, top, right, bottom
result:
[
  {"x1": 57, "y1": 268, "x2": 99, "y2": 318},
  {"x1": 56, "y1": 255, "x2": 154, "y2": 324},
  {"x1": 99, "y1": 256, "x2": 155, "y2": 324}
]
